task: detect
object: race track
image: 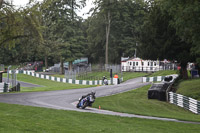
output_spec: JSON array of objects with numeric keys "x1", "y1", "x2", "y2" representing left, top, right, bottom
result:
[
  {"x1": 0, "y1": 77, "x2": 199, "y2": 124},
  {"x1": 0, "y1": 77, "x2": 146, "y2": 110}
]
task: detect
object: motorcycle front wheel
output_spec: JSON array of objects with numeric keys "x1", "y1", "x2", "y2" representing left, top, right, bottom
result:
[
  {"x1": 81, "y1": 102, "x2": 87, "y2": 109},
  {"x1": 76, "y1": 103, "x2": 80, "y2": 108}
]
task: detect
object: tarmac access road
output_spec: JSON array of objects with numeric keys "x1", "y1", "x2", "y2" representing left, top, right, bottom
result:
[
  {"x1": 2, "y1": 78, "x2": 42, "y2": 88},
  {"x1": 0, "y1": 77, "x2": 199, "y2": 125}
]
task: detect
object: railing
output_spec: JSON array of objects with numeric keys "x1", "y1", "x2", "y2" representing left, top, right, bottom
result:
[
  {"x1": 121, "y1": 66, "x2": 175, "y2": 72},
  {"x1": 143, "y1": 74, "x2": 200, "y2": 114},
  {"x1": 143, "y1": 74, "x2": 178, "y2": 83},
  {"x1": 169, "y1": 92, "x2": 200, "y2": 114},
  {"x1": 21, "y1": 70, "x2": 117, "y2": 85},
  {"x1": 143, "y1": 76, "x2": 165, "y2": 82}
]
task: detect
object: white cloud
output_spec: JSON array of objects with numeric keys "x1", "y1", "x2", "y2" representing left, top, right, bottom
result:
[
  {"x1": 11, "y1": 0, "x2": 94, "y2": 19},
  {"x1": 12, "y1": 0, "x2": 29, "y2": 6},
  {"x1": 11, "y1": 0, "x2": 43, "y2": 7},
  {"x1": 78, "y1": 0, "x2": 95, "y2": 19}
]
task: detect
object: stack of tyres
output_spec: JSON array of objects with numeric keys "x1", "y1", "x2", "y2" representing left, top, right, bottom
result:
[{"x1": 148, "y1": 83, "x2": 170, "y2": 101}]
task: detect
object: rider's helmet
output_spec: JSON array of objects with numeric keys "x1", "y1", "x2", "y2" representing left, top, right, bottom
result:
[{"x1": 91, "y1": 90, "x2": 96, "y2": 95}]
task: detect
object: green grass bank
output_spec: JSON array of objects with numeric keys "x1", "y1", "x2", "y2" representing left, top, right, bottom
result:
[
  {"x1": 3, "y1": 74, "x2": 95, "y2": 92},
  {"x1": 147, "y1": 70, "x2": 178, "y2": 77},
  {"x1": 176, "y1": 78, "x2": 200, "y2": 101},
  {"x1": 93, "y1": 85, "x2": 200, "y2": 122},
  {"x1": 53, "y1": 71, "x2": 147, "y2": 82},
  {"x1": 0, "y1": 102, "x2": 199, "y2": 133}
]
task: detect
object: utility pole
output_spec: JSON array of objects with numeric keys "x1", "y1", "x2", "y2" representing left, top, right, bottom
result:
[{"x1": 134, "y1": 42, "x2": 138, "y2": 58}]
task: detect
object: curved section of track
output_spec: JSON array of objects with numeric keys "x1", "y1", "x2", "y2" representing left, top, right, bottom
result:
[{"x1": 0, "y1": 77, "x2": 199, "y2": 124}]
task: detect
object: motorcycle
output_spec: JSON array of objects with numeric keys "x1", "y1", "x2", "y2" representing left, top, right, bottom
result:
[
  {"x1": 76, "y1": 92, "x2": 96, "y2": 109},
  {"x1": 103, "y1": 76, "x2": 108, "y2": 85},
  {"x1": 103, "y1": 78, "x2": 108, "y2": 85}
]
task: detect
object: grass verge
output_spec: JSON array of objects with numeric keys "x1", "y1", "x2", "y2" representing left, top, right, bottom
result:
[
  {"x1": 4, "y1": 74, "x2": 95, "y2": 92},
  {"x1": 53, "y1": 70, "x2": 177, "y2": 82},
  {"x1": 93, "y1": 85, "x2": 200, "y2": 122},
  {"x1": 122, "y1": 72, "x2": 147, "y2": 81},
  {"x1": 53, "y1": 71, "x2": 147, "y2": 82},
  {"x1": 0, "y1": 102, "x2": 200, "y2": 132},
  {"x1": 176, "y1": 78, "x2": 200, "y2": 101},
  {"x1": 147, "y1": 70, "x2": 178, "y2": 77}
]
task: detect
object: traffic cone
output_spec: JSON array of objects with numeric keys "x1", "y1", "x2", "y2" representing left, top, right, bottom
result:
[{"x1": 99, "y1": 105, "x2": 101, "y2": 109}]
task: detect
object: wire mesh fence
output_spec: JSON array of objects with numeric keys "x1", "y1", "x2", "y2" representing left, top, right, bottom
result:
[
  {"x1": 92, "y1": 64, "x2": 121, "y2": 73},
  {"x1": 0, "y1": 64, "x2": 4, "y2": 71},
  {"x1": 77, "y1": 74, "x2": 103, "y2": 81},
  {"x1": 74, "y1": 64, "x2": 122, "y2": 81},
  {"x1": 10, "y1": 70, "x2": 17, "y2": 88}
]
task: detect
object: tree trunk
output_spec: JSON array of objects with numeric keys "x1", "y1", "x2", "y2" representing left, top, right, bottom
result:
[
  {"x1": 45, "y1": 55, "x2": 48, "y2": 69},
  {"x1": 0, "y1": 0, "x2": 3, "y2": 9},
  {"x1": 105, "y1": 10, "x2": 111, "y2": 66},
  {"x1": 71, "y1": 0, "x2": 74, "y2": 20},
  {"x1": 60, "y1": 57, "x2": 64, "y2": 74},
  {"x1": 180, "y1": 63, "x2": 188, "y2": 79},
  {"x1": 69, "y1": 61, "x2": 73, "y2": 72}
]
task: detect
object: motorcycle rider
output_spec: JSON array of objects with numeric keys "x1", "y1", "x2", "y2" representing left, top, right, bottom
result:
[
  {"x1": 81, "y1": 91, "x2": 96, "y2": 99},
  {"x1": 102, "y1": 76, "x2": 108, "y2": 85},
  {"x1": 78, "y1": 91, "x2": 96, "y2": 108}
]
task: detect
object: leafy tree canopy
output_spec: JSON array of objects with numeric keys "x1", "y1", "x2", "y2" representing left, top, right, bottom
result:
[{"x1": 0, "y1": 0, "x2": 43, "y2": 48}]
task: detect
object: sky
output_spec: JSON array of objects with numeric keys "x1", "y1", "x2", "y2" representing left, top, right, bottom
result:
[{"x1": 12, "y1": 0, "x2": 94, "y2": 19}]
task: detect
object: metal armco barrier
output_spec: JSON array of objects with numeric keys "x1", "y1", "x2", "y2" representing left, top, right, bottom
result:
[
  {"x1": 143, "y1": 76, "x2": 165, "y2": 82},
  {"x1": 143, "y1": 74, "x2": 179, "y2": 83},
  {"x1": 169, "y1": 92, "x2": 200, "y2": 114}
]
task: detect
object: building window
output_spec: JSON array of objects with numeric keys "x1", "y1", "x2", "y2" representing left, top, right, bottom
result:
[
  {"x1": 130, "y1": 62, "x2": 132, "y2": 66},
  {"x1": 154, "y1": 62, "x2": 156, "y2": 66},
  {"x1": 151, "y1": 62, "x2": 153, "y2": 66},
  {"x1": 142, "y1": 62, "x2": 144, "y2": 66},
  {"x1": 133, "y1": 62, "x2": 135, "y2": 66},
  {"x1": 148, "y1": 62, "x2": 150, "y2": 66},
  {"x1": 136, "y1": 62, "x2": 138, "y2": 66}
]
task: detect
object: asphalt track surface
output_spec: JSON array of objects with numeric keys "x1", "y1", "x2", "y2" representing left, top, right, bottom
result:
[
  {"x1": 2, "y1": 78, "x2": 42, "y2": 87},
  {"x1": 0, "y1": 77, "x2": 200, "y2": 125}
]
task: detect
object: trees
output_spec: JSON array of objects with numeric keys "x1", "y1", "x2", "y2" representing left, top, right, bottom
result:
[
  {"x1": 0, "y1": 1, "x2": 45, "y2": 64},
  {"x1": 40, "y1": 0, "x2": 87, "y2": 73},
  {"x1": 89, "y1": 0, "x2": 114, "y2": 65},
  {"x1": 87, "y1": 0, "x2": 147, "y2": 64},
  {"x1": 0, "y1": 1, "x2": 43, "y2": 48},
  {"x1": 0, "y1": 0, "x2": 87, "y2": 71},
  {"x1": 109, "y1": 0, "x2": 147, "y2": 62},
  {"x1": 162, "y1": 0, "x2": 200, "y2": 66},
  {"x1": 1, "y1": 0, "x2": 198, "y2": 80},
  {"x1": 139, "y1": 1, "x2": 193, "y2": 79}
]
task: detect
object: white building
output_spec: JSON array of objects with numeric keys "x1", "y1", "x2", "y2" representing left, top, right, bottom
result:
[{"x1": 121, "y1": 57, "x2": 174, "y2": 72}]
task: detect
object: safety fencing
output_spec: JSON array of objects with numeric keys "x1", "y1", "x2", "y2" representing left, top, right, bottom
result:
[
  {"x1": 9, "y1": 70, "x2": 118, "y2": 85},
  {"x1": 143, "y1": 74, "x2": 179, "y2": 83},
  {"x1": 169, "y1": 92, "x2": 200, "y2": 114},
  {"x1": 0, "y1": 64, "x2": 4, "y2": 71},
  {"x1": 142, "y1": 76, "x2": 165, "y2": 82}
]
